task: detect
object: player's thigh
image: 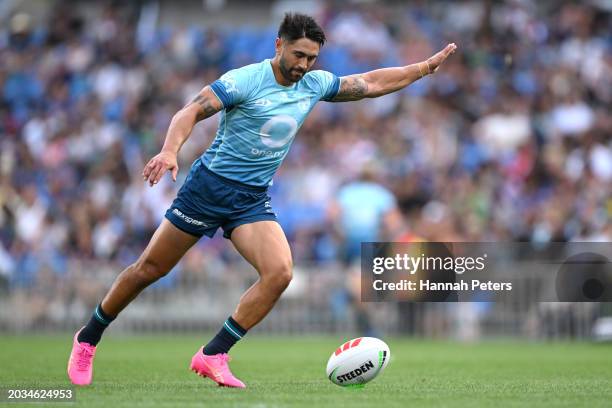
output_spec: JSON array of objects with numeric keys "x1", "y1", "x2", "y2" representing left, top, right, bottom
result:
[
  {"x1": 230, "y1": 220, "x2": 292, "y2": 276},
  {"x1": 137, "y1": 218, "x2": 200, "y2": 273}
]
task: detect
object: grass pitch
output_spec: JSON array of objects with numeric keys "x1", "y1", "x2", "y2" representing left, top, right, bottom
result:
[{"x1": 0, "y1": 334, "x2": 611, "y2": 407}]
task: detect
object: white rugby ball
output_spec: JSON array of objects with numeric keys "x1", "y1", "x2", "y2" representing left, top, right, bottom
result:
[{"x1": 326, "y1": 337, "x2": 390, "y2": 386}]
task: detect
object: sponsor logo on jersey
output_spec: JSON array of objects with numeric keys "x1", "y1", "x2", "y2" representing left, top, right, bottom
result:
[
  {"x1": 258, "y1": 115, "x2": 298, "y2": 148},
  {"x1": 219, "y1": 73, "x2": 238, "y2": 94},
  {"x1": 251, "y1": 148, "x2": 286, "y2": 158}
]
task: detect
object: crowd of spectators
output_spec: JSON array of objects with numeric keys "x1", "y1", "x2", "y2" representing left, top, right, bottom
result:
[{"x1": 0, "y1": 0, "x2": 610, "y2": 297}]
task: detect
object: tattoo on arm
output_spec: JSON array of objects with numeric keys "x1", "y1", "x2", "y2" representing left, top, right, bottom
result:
[
  {"x1": 184, "y1": 86, "x2": 223, "y2": 121},
  {"x1": 331, "y1": 75, "x2": 369, "y2": 102},
  {"x1": 191, "y1": 93, "x2": 219, "y2": 121}
]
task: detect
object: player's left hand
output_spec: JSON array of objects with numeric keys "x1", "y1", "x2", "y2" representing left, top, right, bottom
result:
[{"x1": 426, "y1": 43, "x2": 457, "y2": 74}]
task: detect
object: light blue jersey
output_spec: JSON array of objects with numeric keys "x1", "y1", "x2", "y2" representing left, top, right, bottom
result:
[
  {"x1": 337, "y1": 181, "x2": 396, "y2": 243},
  {"x1": 204, "y1": 59, "x2": 340, "y2": 186}
]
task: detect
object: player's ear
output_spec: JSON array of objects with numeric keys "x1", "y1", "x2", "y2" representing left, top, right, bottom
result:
[{"x1": 274, "y1": 38, "x2": 282, "y2": 56}]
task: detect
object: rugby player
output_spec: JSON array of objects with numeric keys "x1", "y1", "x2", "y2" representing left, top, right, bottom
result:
[{"x1": 68, "y1": 12, "x2": 456, "y2": 388}]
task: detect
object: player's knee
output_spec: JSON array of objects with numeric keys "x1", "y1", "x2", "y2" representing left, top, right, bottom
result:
[
  {"x1": 265, "y1": 259, "x2": 293, "y2": 292},
  {"x1": 133, "y1": 257, "x2": 170, "y2": 284}
]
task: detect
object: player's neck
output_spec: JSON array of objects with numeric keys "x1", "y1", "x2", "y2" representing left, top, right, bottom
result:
[{"x1": 270, "y1": 57, "x2": 294, "y2": 87}]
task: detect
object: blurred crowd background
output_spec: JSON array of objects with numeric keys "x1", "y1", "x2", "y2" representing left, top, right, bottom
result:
[{"x1": 0, "y1": 0, "x2": 610, "y2": 338}]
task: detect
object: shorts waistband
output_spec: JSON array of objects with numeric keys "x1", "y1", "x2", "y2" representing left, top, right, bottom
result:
[{"x1": 201, "y1": 163, "x2": 268, "y2": 192}]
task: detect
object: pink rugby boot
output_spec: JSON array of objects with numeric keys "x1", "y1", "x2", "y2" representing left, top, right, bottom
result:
[
  {"x1": 67, "y1": 328, "x2": 96, "y2": 386},
  {"x1": 190, "y1": 347, "x2": 246, "y2": 388}
]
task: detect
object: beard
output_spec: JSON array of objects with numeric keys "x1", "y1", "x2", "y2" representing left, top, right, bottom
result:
[{"x1": 279, "y1": 57, "x2": 305, "y2": 82}]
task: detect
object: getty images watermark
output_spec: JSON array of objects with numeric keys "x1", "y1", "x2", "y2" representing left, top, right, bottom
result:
[
  {"x1": 371, "y1": 252, "x2": 513, "y2": 291},
  {"x1": 361, "y1": 242, "x2": 612, "y2": 302}
]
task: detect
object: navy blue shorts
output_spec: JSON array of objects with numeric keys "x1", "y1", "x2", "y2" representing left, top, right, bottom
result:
[{"x1": 165, "y1": 159, "x2": 277, "y2": 239}]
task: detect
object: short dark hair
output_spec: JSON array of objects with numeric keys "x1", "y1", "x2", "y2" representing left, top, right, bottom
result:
[{"x1": 277, "y1": 12, "x2": 326, "y2": 46}]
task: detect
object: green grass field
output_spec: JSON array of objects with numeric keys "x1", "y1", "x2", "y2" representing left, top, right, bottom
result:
[{"x1": 0, "y1": 334, "x2": 611, "y2": 407}]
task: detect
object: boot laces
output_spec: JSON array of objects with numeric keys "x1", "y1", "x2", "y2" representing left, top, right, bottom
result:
[{"x1": 76, "y1": 346, "x2": 94, "y2": 371}]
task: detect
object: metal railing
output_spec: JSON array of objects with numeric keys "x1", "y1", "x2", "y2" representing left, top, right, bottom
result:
[{"x1": 0, "y1": 259, "x2": 608, "y2": 340}]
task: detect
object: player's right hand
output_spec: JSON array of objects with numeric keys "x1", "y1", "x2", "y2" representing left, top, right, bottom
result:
[
  {"x1": 143, "y1": 150, "x2": 179, "y2": 186},
  {"x1": 427, "y1": 43, "x2": 457, "y2": 73}
]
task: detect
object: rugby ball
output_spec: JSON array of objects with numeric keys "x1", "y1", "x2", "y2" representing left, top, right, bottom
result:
[{"x1": 326, "y1": 337, "x2": 390, "y2": 386}]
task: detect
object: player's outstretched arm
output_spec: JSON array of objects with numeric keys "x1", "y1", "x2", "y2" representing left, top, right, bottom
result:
[
  {"x1": 143, "y1": 86, "x2": 223, "y2": 186},
  {"x1": 330, "y1": 43, "x2": 457, "y2": 102}
]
